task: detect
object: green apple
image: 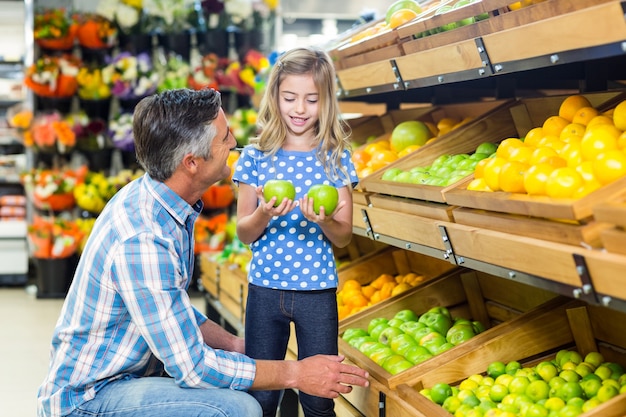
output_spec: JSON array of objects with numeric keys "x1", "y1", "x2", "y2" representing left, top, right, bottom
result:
[
  {"x1": 369, "y1": 322, "x2": 390, "y2": 343},
  {"x1": 399, "y1": 320, "x2": 425, "y2": 335},
  {"x1": 389, "y1": 333, "x2": 418, "y2": 356},
  {"x1": 361, "y1": 341, "x2": 388, "y2": 357},
  {"x1": 418, "y1": 310, "x2": 452, "y2": 335},
  {"x1": 404, "y1": 345, "x2": 433, "y2": 364},
  {"x1": 394, "y1": 309, "x2": 419, "y2": 322},
  {"x1": 306, "y1": 184, "x2": 339, "y2": 215},
  {"x1": 378, "y1": 326, "x2": 404, "y2": 345},
  {"x1": 341, "y1": 328, "x2": 369, "y2": 342},
  {"x1": 381, "y1": 354, "x2": 414, "y2": 375},
  {"x1": 367, "y1": 317, "x2": 389, "y2": 334},
  {"x1": 408, "y1": 325, "x2": 434, "y2": 342},
  {"x1": 446, "y1": 323, "x2": 476, "y2": 346},
  {"x1": 382, "y1": 167, "x2": 403, "y2": 181},
  {"x1": 263, "y1": 179, "x2": 295, "y2": 207},
  {"x1": 475, "y1": 142, "x2": 498, "y2": 155},
  {"x1": 419, "y1": 332, "x2": 447, "y2": 355},
  {"x1": 391, "y1": 171, "x2": 412, "y2": 183},
  {"x1": 472, "y1": 321, "x2": 486, "y2": 334},
  {"x1": 369, "y1": 346, "x2": 394, "y2": 365},
  {"x1": 387, "y1": 318, "x2": 405, "y2": 328},
  {"x1": 347, "y1": 335, "x2": 375, "y2": 350}
]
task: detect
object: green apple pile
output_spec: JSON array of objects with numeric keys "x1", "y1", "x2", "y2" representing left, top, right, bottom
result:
[
  {"x1": 381, "y1": 141, "x2": 497, "y2": 186},
  {"x1": 341, "y1": 306, "x2": 486, "y2": 375},
  {"x1": 422, "y1": 349, "x2": 626, "y2": 417}
]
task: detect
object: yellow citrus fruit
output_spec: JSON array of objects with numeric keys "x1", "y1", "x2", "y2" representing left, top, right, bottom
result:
[
  {"x1": 364, "y1": 140, "x2": 390, "y2": 155},
  {"x1": 572, "y1": 180, "x2": 602, "y2": 198},
  {"x1": 580, "y1": 124, "x2": 620, "y2": 161},
  {"x1": 586, "y1": 115, "x2": 615, "y2": 129},
  {"x1": 592, "y1": 149, "x2": 626, "y2": 185},
  {"x1": 576, "y1": 161, "x2": 596, "y2": 182},
  {"x1": 559, "y1": 95, "x2": 592, "y2": 122},
  {"x1": 496, "y1": 138, "x2": 526, "y2": 160},
  {"x1": 499, "y1": 161, "x2": 529, "y2": 193},
  {"x1": 538, "y1": 135, "x2": 566, "y2": 153},
  {"x1": 466, "y1": 177, "x2": 493, "y2": 191},
  {"x1": 474, "y1": 157, "x2": 490, "y2": 179},
  {"x1": 389, "y1": 8, "x2": 419, "y2": 29},
  {"x1": 523, "y1": 163, "x2": 556, "y2": 196},
  {"x1": 529, "y1": 146, "x2": 559, "y2": 165},
  {"x1": 424, "y1": 121, "x2": 439, "y2": 137},
  {"x1": 342, "y1": 279, "x2": 362, "y2": 293},
  {"x1": 371, "y1": 149, "x2": 399, "y2": 164},
  {"x1": 572, "y1": 106, "x2": 599, "y2": 126},
  {"x1": 613, "y1": 100, "x2": 626, "y2": 131},
  {"x1": 618, "y1": 131, "x2": 626, "y2": 149},
  {"x1": 483, "y1": 157, "x2": 508, "y2": 191},
  {"x1": 542, "y1": 116, "x2": 570, "y2": 137},
  {"x1": 507, "y1": 144, "x2": 535, "y2": 164},
  {"x1": 560, "y1": 123, "x2": 586, "y2": 140},
  {"x1": 545, "y1": 167, "x2": 584, "y2": 198},
  {"x1": 524, "y1": 127, "x2": 545, "y2": 146},
  {"x1": 559, "y1": 142, "x2": 584, "y2": 167},
  {"x1": 397, "y1": 144, "x2": 421, "y2": 158}
]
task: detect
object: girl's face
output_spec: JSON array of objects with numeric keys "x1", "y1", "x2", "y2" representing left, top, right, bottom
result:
[{"x1": 278, "y1": 73, "x2": 319, "y2": 140}]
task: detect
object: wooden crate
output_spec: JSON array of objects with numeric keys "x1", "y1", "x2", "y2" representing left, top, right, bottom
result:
[
  {"x1": 393, "y1": 301, "x2": 626, "y2": 417},
  {"x1": 441, "y1": 91, "x2": 626, "y2": 221},
  {"x1": 594, "y1": 201, "x2": 626, "y2": 255},
  {"x1": 338, "y1": 269, "x2": 559, "y2": 392},
  {"x1": 358, "y1": 99, "x2": 515, "y2": 201},
  {"x1": 218, "y1": 262, "x2": 248, "y2": 322},
  {"x1": 199, "y1": 253, "x2": 219, "y2": 298}
]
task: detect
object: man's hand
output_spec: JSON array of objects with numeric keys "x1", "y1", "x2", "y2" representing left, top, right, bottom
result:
[{"x1": 292, "y1": 355, "x2": 369, "y2": 398}]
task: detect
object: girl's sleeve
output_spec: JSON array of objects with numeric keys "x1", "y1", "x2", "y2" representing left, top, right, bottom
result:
[
  {"x1": 341, "y1": 150, "x2": 360, "y2": 188},
  {"x1": 231, "y1": 147, "x2": 258, "y2": 188}
]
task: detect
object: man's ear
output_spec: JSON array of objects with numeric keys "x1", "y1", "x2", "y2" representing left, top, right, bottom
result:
[{"x1": 182, "y1": 153, "x2": 198, "y2": 173}]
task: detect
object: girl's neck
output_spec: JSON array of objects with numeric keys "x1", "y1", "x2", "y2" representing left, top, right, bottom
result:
[{"x1": 283, "y1": 132, "x2": 316, "y2": 152}]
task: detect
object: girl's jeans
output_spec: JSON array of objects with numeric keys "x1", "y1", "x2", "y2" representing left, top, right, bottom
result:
[{"x1": 245, "y1": 284, "x2": 339, "y2": 417}]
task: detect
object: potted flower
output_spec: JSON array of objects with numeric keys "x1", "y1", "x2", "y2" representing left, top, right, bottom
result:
[
  {"x1": 77, "y1": 66, "x2": 113, "y2": 120},
  {"x1": 188, "y1": 53, "x2": 219, "y2": 91},
  {"x1": 24, "y1": 111, "x2": 77, "y2": 156},
  {"x1": 21, "y1": 166, "x2": 87, "y2": 212},
  {"x1": 34, "y1": 8, "x2": 78, "y2": 52},
  {"x1": 102, "y1": 52, "x2": 159, "y2": 111},
  {"x1": 27, "y1": 216, "x2": 85, "y2": 298},
  {"x1": 75, "y1": 12, "x2": 118, "y2": 64},
  {"x1": 97, "y1": 0, "x2": 153, "y2": 54},
  {"x1": 156, "y1": 55, "x2": 190, "y2": 92},
  {"x1": 24, "y1": 54, "x2": 81, "y2": 114},
  {"x1": 68, "y1": 113, "x2": 113, "y2": 171}
]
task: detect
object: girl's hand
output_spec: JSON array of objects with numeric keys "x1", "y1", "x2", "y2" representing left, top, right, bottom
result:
[
  {"x1": 299, "y1": 195, "x2": 346, "y2": 224},
  {"x1": 257, "y1": 185, "x2": 297, "y2": 217}
]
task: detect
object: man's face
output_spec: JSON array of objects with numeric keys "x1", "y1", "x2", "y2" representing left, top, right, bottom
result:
[{"x1": 199, "y1": 109, "x2": 236, "y2": 184}]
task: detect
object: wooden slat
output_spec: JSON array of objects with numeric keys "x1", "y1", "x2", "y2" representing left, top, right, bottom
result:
[
  {"x1": 600, "y1": 228, "x2": 626, "y2": 256},
  {"x1": 594, "y1": 201, "x2": 626, "y2": 227},
  {"x1": 567, "y1": 306, "x2": 599, "y2": 356},
  {"x1": 368, "y1": 194, "x2": 455, "y2": 222},
  {"x1": 336, "y1": 60, "x2": 398, "y2": 91}
]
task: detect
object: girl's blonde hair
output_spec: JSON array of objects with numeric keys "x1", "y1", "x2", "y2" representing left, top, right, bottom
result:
[{"x1": 252, "y1": 46, "x2": 353, "y2": 185}]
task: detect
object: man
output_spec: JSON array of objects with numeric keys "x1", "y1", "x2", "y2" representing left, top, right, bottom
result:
[{"x1": 37, "y1": 89, "x2": 369, "y2": 417}]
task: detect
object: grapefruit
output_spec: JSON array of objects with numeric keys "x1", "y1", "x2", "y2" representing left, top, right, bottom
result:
[
  {"x1": 385, "y1": 0, "x2": 422, "y2": 24},
  {"x1": 390, "y1": 120, "x2": 433, "y2": 153}
]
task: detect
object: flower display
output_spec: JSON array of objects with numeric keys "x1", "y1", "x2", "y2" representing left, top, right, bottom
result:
[
  {"x1": 228, "y1": 107, "x2": 257, "y2": 146},
  {"x1": 67, "y1": 113, "x2": 110, "y2": 151},
  {"x1": 77, "y1": 66, "x2": 112, "y2": 100},
  {"x1": 24, "y1": 54, "x2": 81, "y2": 98},
  {"x1": 194, "y1": 212, "x2": 228, "y2": 254},
  {"x1": 75, "y1": 13, "x2": 118, "y2": 49},
  {"x1": 34, "y1": 8, "x2": 78, "y2": 50},
  {"x1": 143, "y1": 0, "x2": 203, "y2": 33},
  {"x1": 23, "y1": 112, "x2": 76, "y2": 153},
  {"x1": 28, "y1": 216, "x2": 85, "y2": 259},
  {"x1": 109, "y1": 112, "x2": 135, "y2": 151},
  {"x1": 157, "y1": 55, "x2": 190, "y2": 92},
  {"x1": 22, "y1": 166, "x2": 87, "y2": 212},
  {"x1": 188, "y1": 53, "x2": 220, "y2": 90},
  {"x1": 102, "y1": 52, "x2": 159, "y2": 99},
  {"x1": 96, "y1": 0, "x2": 146, "y2": 35}
]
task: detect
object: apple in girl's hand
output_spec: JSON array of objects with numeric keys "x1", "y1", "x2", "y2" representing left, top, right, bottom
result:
[
  {"x1": 306, "y1": 184, "x2": 339, "y2": 214},
  {"x1": 263, "y1": 180, "x2": 296, "y2": 207}
]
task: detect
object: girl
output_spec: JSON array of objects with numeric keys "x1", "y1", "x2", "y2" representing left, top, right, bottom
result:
[{"x1": 232, "y1": 46, "x2": 359, "y2": 417}]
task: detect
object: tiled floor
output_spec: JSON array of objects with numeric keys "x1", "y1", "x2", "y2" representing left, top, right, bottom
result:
[{"x1": 0, "y1": 284, "x2": 205, "y2": 417}]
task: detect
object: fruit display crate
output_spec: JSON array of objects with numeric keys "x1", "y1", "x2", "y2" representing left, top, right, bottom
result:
[
  {"x1": 199, "y1": 252, "x2": 220, "y2": 298},
  {"x1": 359, "y1": 100, "x2": 514, "y2": 194},
  {"x1": 358, "y1": 98, "x2": 516, "y2": 202},
  {"x1": 391, "y1": 300, "x2": 626, "y2": 417},
  {"x1": 217, "y1": 262, "x2": 249, "y2": 323},
  {"x1": 338, "y1": 269, "x2": 561, "y2": 415},
  {"x1": 593, "y1": 200, "x2": 626, "y2": 256},
  {"x1": 337, "y1": 246, "x2": 457, "y2": 322}
]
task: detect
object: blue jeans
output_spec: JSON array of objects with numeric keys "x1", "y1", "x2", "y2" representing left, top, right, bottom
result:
[
  {"x1": 66, "y1": 376, "x2": 262, "y2": 417},
  {"x1": 245, "y1": 284, "x2": 339, "y2": 417}
]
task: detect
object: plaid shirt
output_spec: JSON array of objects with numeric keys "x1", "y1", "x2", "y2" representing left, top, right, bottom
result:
[{"x1": 37, "y1": 174, "x2": 255, "y2": 417}]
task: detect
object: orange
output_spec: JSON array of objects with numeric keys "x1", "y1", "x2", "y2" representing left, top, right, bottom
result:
[
  {"x1": 342, "y1": 279, "x2": 362, "y2": 293},
  {"x1": 364, "y1": 140, "x2": 390, "y2": 155},
  {"x1": 466, "y1": 177, "x2": 493, "y2": 192},
  {"x1": 559, "y1": 142, "x2": 584, "y2": 167},
  {"x1": 559, "y1": 95, "x2": 592, "y2": 122},
  {"x1": 524, "y1": 127, "x2": 545, "y2": 146},
  {"x1": 560, "y1": 123, "x2": 586, "y2": 141},
  {"x1": 496, "y1": 138, "x2": 526, "y2": 160},
  {"x1": 613, "y1": 100, "x2": 626, "y2": 131},
  {"x1": 345, "y1": 293, "x2": 369, "y2": 309},
  {"x1": 370, "y1": 273, "x2": 396, "y2": 289},
  {"x1": 586, "y1": 115, "x2": 615, "y2": 129},
  {"x1": 580, "y1": 124, "x2": 620, "y2": 161},
  {"x1": 473, "y1": 157, "x2": 490, "y2": 179},
  {"x1": 389, "y1": 8, "x2": 419, "y2": 29},
  {"x1": 529, "y1": 146, "x2": 559, "y2": 165},
  {"x1": 397, "y1": 144, "x2": 422, "y2": 158},
  {"x1": 592, "y1": 149, "x2": 626, "y2": 185},
  {"x1": 542, "y1": 116, "x2": 570, "y2": 137},
  {"x1": 507, "y1": 145, "x2": 535, "y2": 164},
  {"x1": 371, "y1": 149, "x2": 399, "y2": 164},
  {"x1": 483, "y1": 157, "x2": 508, "y2": 191},
  {"x1": 361, "y1": 285, "x2": 376, "y2": 300},
  {"x1": 523, "y1": 163, "x2": 556, "y2": 196},
  {"x1": 499, "y1": 161, "x2": 529, "y2": 193},
  {"x1": 545, "y1": 167, "x2": 584, "y2": 199},
  {"x1": 338, "y1": 305, "x2": 351, "y2": 320},
  {"x1": 572, "y1": 106, "x2": 599, "y2": 126}
]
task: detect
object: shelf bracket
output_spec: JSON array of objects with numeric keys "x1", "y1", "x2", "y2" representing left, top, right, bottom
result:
[
  {"x1": 438, "y1": 225, "x2": 459, "y2": 265},
  {"x1": 360, "y1": 207, "x2": 375, "y2": 240},
  {"x1": 572, "y1": 253, "x2": 600, "y2": 305},
  {"x1": 475, "y1": 37, "x2": 494, "y2": 77},
  {"x1": 389, "y1": 59, "x2": 406, "y2": 92},
  {"x1": 379, "y1": 391, "x2": 386, "y2": 417}
]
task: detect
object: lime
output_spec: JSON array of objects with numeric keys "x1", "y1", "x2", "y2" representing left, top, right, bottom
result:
[
  {"x1": 487, "y1": 361, "x2": 506, "y2": 379},
  {"x1": 429, "y1": 382, "x2": 452, "y2": 405}
]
